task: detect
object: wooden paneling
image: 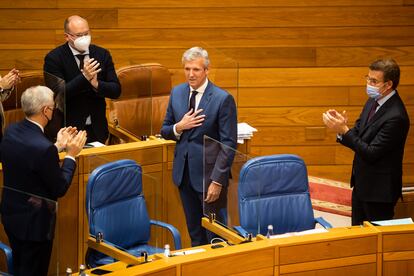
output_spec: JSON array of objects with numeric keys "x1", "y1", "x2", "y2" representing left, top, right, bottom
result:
[
  {"x1": 118, "y1": 7, "x2": 414, "y2": 28},
  {"x1": 238, "y1": 87, "x2": 350, "y2": 107},
  {"x1": 238, "y1": 106, "x2": 362, "y2": 127},
  {"x1": 0, "y1": 9, "x2": 118, "y2": 29},
  {"x1": 0, "y1": 49, "x2": 49, "y2": 70},
  {"x1": 57, "y1": 27, "x2": 414, "y2": 49},
  {"x1": 239, "y1": 66, "x2": 414, "y2": 87},
  {"x1": 279, "y1": 236, "x2": 377, "y2": 265},
  {"x1": 181, "y1": 248, "x2": 274, "y2": 275},
  {"x1": 0, "y1": 30, "x2": 55, "y2": 49},
  {"x1": 55, "y1": 0, "x2": 405, "y2": 8},
  {"x1": 283, "y1": 263, "x2": 377, "y2": 276},
  {"x1": 317, "y1": 46, "x2": 414, "y2": 67},
  {"x1": 0, "y1": 0, "x2": 57, "y2": 8}
]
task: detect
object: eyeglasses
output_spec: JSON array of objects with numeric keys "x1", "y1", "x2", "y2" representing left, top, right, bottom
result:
[
  {"x1": 66, "y1": 30, "x2": 90, "y2": 38},
  {"x1": 365, "y1": 75, "x2": 384, "y2": 85}
]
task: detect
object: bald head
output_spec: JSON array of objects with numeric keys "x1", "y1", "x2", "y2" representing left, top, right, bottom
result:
[{"x1": 64, "y1": 15, "x2": 89, "y2": 34}]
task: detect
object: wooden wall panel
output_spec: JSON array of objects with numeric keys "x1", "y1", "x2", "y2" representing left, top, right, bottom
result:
[
  {"x1": 0, "y1": 30, "x2": 55, "y2": 49},
  {"x1": 0, "y1": 0, "x2": 413, "y2": 187},
  {"x1": 238, "y1": 87, "x2": 350, "y2": 107},
  {"x1": 56, "y1": 0, "x2": 404, "y2": 8},
  {"x1": 0, "y1": 9, "x2": 118, "y2": 29},
  {"x1": 118, "y1": 7, "x2": 414, "y2": 28},
  {"x1": 60, "y1": 27, "x2": 414, "y2": 49},
  {"x1": 316, "y1": 46, "x2": 414, "y2": 67},
  {"x1": 0, "y1": 0, "x2": 56, "y2": 8},
  {"x1": 239, "y1": 66, "x2": 414, "y2": 87},
  {"x1": 238, "y1": 107, "x2": 363, "y2": 127}
]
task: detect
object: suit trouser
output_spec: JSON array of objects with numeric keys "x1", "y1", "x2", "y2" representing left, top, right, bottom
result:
[
  {"x1": 351, "y1": 189, "x2": 395, "y2": 226},
  {"x1": 178, "y1": 159, "x2": 227, "y2": 247},
  {"x1": 6, "y1": 230, "x2": 53, "y2": 276}
]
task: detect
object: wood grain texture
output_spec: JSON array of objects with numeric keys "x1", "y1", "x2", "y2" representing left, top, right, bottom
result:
[
  {"x1": 64, "y1": 26, "x2": 414, "y2": 49},
  {"x1": 55, "y1": 0, "x2": 405, "y2": 8},
  {"x1": 0, "y1": 9, "x2": 118, "y2": 29}
]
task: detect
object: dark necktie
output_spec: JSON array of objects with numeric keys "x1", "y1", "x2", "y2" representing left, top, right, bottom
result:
[
  {"x1": 189, "y1": 91, "x2": 198, "y2": 111},
  {"x1": 367, "y1": 101, "x2": 379, "y2": 122},
  {"x1": 76, "y1": 54, "x2": 85, "y2": 70}
]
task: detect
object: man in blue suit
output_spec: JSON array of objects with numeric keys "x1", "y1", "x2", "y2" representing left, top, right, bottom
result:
[
  {"x1": 161, "y1": 47, "x2": 237, "y2": 246},
  {"x1": 0, "y1": 86, "x2": 87, "y2": 276}
]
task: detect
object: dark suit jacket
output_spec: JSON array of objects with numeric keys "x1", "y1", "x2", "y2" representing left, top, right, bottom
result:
[
  {"x1": 44, "y1": 43, "x2": 121, "y2": 143},
  {"x1": 0, "y1": 119, "x2": 76, "y2": 241},
  {"x1": 340, "y1": 92, "x2": 410, "y2": 203},
  {"x1": 161, "y1": 81, "x2": 237, "y2": 193}
]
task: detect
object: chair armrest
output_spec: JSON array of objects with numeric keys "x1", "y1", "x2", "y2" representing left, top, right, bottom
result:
[
  {"x1": 0, "y1": 242, "x2": 13, "y2": 274},
  {"x1": 315, "y1": 217, "x2": 333, "y2": 229},
  {"x1": 233, "y1": 226, "x2": 249, "y2": 238},
  {"x1": 150, "y1": 220, "x2": 182, "y2": 250}
]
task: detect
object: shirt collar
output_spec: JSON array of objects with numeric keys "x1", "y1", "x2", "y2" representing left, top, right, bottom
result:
[
  {"x1": 26, "y1": 118, "x2": 44, "y2": 133},
  {"x1": 68, "y1": 43, "x2": 89, "y2": 56},
  {"x1": 377, "y1": 89, "x2": 396, "y2": 106},
  {"x1": 190, "y1": 78, "x2": 208, "y2": 94}
]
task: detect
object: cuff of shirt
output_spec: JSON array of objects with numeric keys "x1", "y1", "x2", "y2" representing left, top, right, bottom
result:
[
  {"x1": 336, "y1": 134, "x2": 343, "y2": 141},
  {"x1": 173, "y1": 124, "x2": 181, "y2": 140}
]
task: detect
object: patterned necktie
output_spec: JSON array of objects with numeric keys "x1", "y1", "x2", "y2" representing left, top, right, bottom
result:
[
  {"x1": 367, "y1": 101, "x2": 379, "y2": 122},
  {"x1": 75, "y1": 54, "x2": 85, "y2": 70},
  {"x1": 189, "y1": 91, "x2": 198, "y2": 111}
]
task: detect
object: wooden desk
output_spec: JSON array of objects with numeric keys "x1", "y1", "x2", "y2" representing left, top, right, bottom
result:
[
  {"x1": 77, "y1": 224, "x2": 385, "y2": 276},
  {"x1": 375, "y1": 224, "x2": 414, "y2": 275}
]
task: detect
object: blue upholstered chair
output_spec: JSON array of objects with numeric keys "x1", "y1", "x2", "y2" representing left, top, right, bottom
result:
[
  {"x1": 236, "y1": 154, "x2": 332, "y2": 237},
  {"x1": 85, "y1": 159, "x2": 181, "y2": 267},
  {"x1": 0, "y1": 241, "x2": 13, "y2": 275}
]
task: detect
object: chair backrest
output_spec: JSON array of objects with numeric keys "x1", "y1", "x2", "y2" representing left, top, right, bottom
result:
[
  {"x1": 238, "y1": 154, "x2": 315, "y2": 236},
  {"x1": 86, "y1": 160, "x2": 151, "y2": 249},
  {"x1": 3, "y1": 71, "x2": 44, "y2": 129},
  {"x1": 110, "y1": 63, "x2": 171, "y2": 138}
]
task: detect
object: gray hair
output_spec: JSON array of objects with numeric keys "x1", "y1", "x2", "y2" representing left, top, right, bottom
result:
[
  {"x1": 21, "y1": 86, "x2": 54, "y2": 117},
  {"x1": 182, "y1": 47, "x2": 210, "y2": 68}
]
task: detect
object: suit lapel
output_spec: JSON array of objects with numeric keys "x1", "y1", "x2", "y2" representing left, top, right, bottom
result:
[
  {"x1": 359, "y1": 94, "x2": 397, "y2": 135},
  {"x1": 63, "y1": 43, "x2": 82, "y2": 74}
]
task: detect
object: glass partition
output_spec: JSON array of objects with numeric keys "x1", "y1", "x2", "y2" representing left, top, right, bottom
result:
[
  {"x1": 110, "y1": 65, "x2": 153, "y2": 141},
  {"x1": 0, "y1": 186, "x2": 59, "y2": 275},
  {"x1": 44, "y1": 71, "x2": 66, "y2": 143},
  {"x1": 203, "y1": 136, "x2": 264, "y2": 237},
  {"x1": 81, "y1": 154, "x2": 165, "y2": 267}
]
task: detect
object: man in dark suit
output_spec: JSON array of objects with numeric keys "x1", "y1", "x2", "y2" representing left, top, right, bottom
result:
[
  {"x1": 44, "y1": 15, "x2": 121, "y2": 144},
  {"x1": 161, "y1": 47, "x2": 237, "y2": 246},
  {"x1": 0, "y1": 85, "x2": 87, "y2": 276},
  {"x1": 323, "y1": 58, "x2": 410, "y2": 225}
]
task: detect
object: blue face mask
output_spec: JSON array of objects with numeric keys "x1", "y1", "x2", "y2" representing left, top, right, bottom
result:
[{"x1": 366, "y1": 84, "x2": 382, "y2": 100}]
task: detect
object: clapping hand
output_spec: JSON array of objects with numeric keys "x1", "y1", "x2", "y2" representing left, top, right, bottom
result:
[
  {"x1": 82, "y1": 58, "x2": 101, "y2": 88},
  {"x1": 0, "y1": 68, "x2": 20, "y2": 90}
]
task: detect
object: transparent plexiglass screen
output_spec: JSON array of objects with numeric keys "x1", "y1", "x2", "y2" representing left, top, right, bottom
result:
[{"x1": 0, "y1": 186, "x2": 59, "y2": 275}]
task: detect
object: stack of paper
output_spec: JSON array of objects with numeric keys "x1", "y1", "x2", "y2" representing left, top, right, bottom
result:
[{"x1": 237, "y1": 122, "x2": 257, "y2": 144}]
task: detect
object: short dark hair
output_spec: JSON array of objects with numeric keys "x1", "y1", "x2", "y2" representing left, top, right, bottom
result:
[
  {"x1": 369, "y1": 58, "x2": 400, "y2": 89},
  {"x1": 64, "y1": 17, "x2": 70, "y2": 33}
]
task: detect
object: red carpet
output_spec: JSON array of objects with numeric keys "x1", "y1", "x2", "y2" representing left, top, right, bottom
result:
[{"x1": 308, "y1": 176, "x2": 352, "y2": 217}]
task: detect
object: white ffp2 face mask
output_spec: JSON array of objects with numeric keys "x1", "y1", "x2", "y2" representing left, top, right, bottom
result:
[{"x1": 74, "y1": 35, "x2": 91, "y2": 52}]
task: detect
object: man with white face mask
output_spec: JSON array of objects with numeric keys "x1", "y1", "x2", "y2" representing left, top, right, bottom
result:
[
  {"x1": 322, "y1": 59, "x2": 410, "y2": 225},
  {"x1": 44, "y1": 15, "x2": 121, "y2": 144}
]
